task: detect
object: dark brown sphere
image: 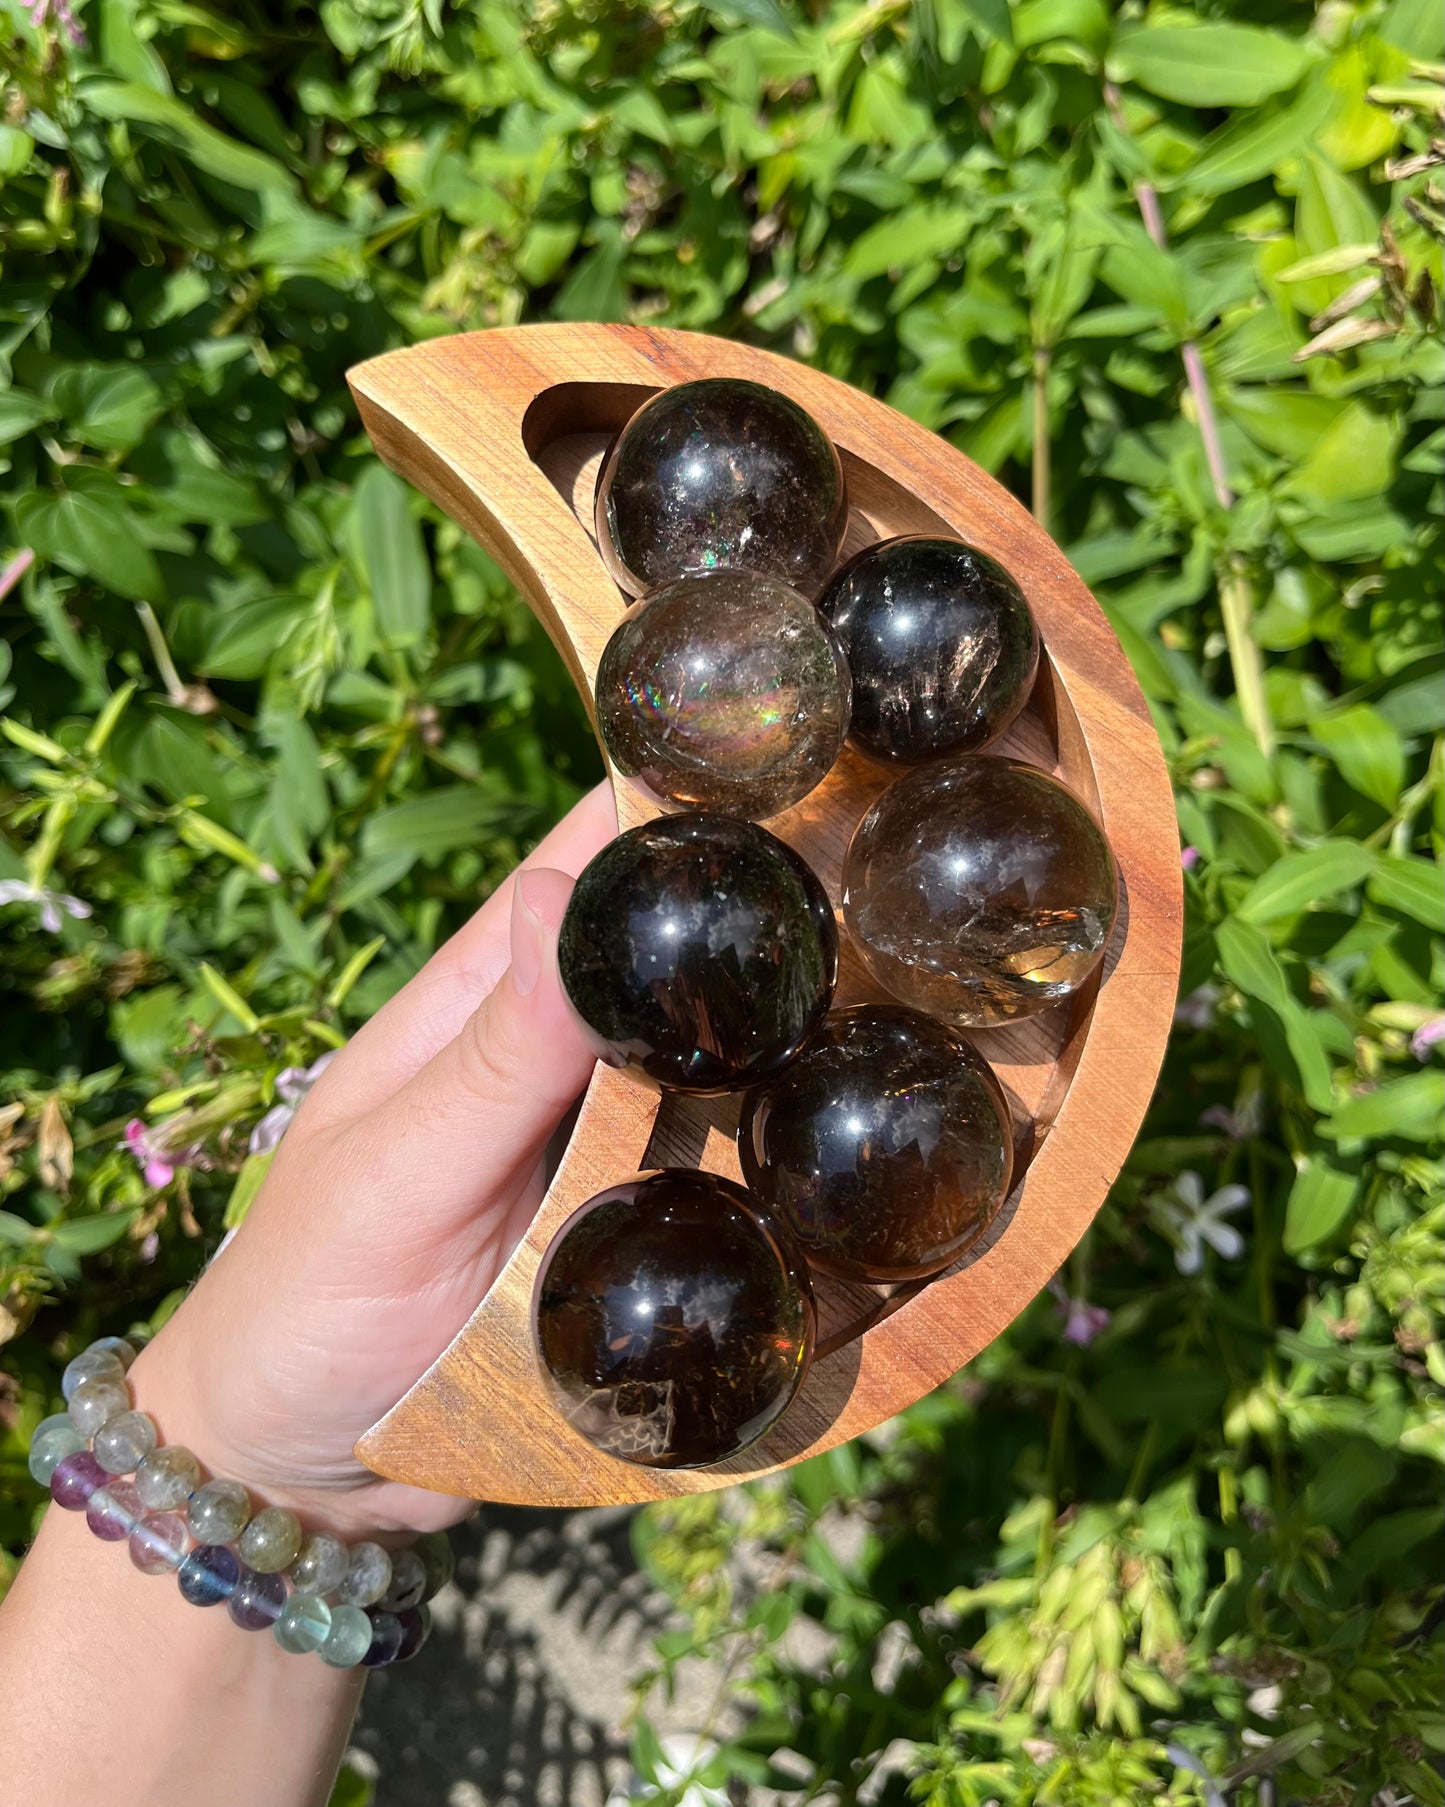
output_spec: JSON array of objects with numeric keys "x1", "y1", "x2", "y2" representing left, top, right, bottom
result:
[
  {"x1": 534, "y1": 1169, "x2": 815, "y2": 1469},
  {"x1": 842, "y1": 759, "x2": 1117, "y2": 1028},
  {"x1": 594, "y1": 379, "x2": 848, "y2": 598},
  {"x1": 739, "y1": 1005, "x2": 1014, "y2": 1282},
  {"x1": 817, "y1": 535, "x2": 1039, "y2": 763},
  {"x1": 558, "y1": 813, "x2": 838, "y2": 1093}
]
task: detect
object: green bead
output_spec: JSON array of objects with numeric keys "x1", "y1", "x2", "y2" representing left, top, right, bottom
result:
[
  {"x1": 274, "y1": 1593, "x2": 333, "y2": 1655},
  {"x1": 188, "y1": 1478, "x2": 251, "y2": 1545},
  {"x1": 318, "y1": 1602, "x2": 373, "y2": 1668},
  {"x1": 337, "y1": 1541, "x2": 391, "y2": 1607},
  {"x1": 28, "y1": 1420, "x2": 86, "y2": 1486},
  {"x1": 239, "y1": 1505, "x2": 304, "y2": 1574},
  {"x1": 67, "y1": 1377, "x2": 130, "y2": 1438},
  {"x1": 413, "y1": 1530, "x2": 455, "y2": 1601},
  {"x1": 93, "y1": 1409, "x2": 158, "y2": 1476},
  {"x1": 290, "y1": 1532, "x2": 349, "y2": 1595},
  {"x1": 135, "y1": 1445, "x2": 201, "y2": 1511}
]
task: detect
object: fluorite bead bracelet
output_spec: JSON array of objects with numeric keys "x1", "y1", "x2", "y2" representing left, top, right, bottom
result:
[{"x1": 28, "y1": 1336, "x2": 453, "y2": 1671}]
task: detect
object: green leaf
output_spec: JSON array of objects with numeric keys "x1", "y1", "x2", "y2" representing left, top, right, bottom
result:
[
  {"x1": 1177, "y1": 81, "x2": 1334, "y2": 196},
  {"x1": 49, "y1": 1211, "x2": 139, "y2": 1255},
  {"x1": 1110, "y1": 24, "x2": 1313, "y2": 108},
  {"x1": 1367, "y1": 856, "x2": 1444, "y2": 928},
  {"x1": 1283, "y1": 1160, "x2": 1359, "y2": 1254},
  {"x1": 353, "y1": 465, "x2": 430, "y2": 649},
  {"x1": 1295, "y1": 153, "x2": 1378, "y2": 265},
  {"x1": 845, "y1": 207, "x2": 973, "y2": 281},
  {"x1": 1284, "y1": 403, "x2": 1400, "y2": 506},
  {"x1": 13, "y1": 490, "x2": 163, "y2": 601},
  {"x1": 0, "y1": 124, "x2": 34, "y2": 177},
  {"x1": 80, "y1": 80, "x2": 296, "y2": 197},
  {"x1": 223, "y1": 1150, "x2": 274, "y2": 1230},
  {"x1": 1310, "y1": 705, "x2": 1406, "y2": 810},
  {"x1": 0, "y1": 388, "x2": 56, "y2": 444},
  {"x1": 359, "y1": 784, "x2": 526, "y2": 868},
  {"x1": 1323, "y1": 1071, "x2": 1445, "y2": 1143},
  {"x1": 1236, "y1": 842, "x2": 1377, "y2": 922}
]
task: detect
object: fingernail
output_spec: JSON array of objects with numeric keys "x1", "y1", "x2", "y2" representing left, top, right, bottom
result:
[{"x1": 509, "y1": 871, "x2": 546, "y2": 997}]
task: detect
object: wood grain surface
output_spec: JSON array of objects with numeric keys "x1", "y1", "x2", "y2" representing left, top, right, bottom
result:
[{"x1": 346, "y1": 324, "x2": 1182, "y2": 1508}]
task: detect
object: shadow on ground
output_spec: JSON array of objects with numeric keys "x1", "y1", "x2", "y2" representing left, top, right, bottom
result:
[{"x1": 351, "y1": 1504, "x2": 700, "y2": 1807}]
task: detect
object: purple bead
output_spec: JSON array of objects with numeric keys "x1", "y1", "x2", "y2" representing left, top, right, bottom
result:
[
  {"x1": 393, "y1": 1606, "x2": 431, "y2": 1664},
  {"x1": 178, "y1": 1544, "x2": 241, "y2": 1607},
  {"x1": 87, "y1": 1479, "x2": 143, "y2": 1542},
  {"x1": 228, "y1": 1565, "x2": 287, "y2": 1631},
  {"x1": 361, "y1": 1610, "x2": 405, "y2": 1668},
  {"x1": 50, "y1": 1449, "x2": 106, "y2": 1510},
  {"x1": 129, "y1": 1510, "x2": 189, "y2": 1575}
]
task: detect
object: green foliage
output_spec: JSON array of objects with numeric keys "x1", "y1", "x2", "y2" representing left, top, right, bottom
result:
[{"x1": 0, "y1": 0, "x2": 1441, "y2": 1798}]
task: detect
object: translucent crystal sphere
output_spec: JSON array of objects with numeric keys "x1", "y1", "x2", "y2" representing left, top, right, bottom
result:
[
  {"x1": 596, "y1": 571, "x2": 851, "y2": 819},
  {"x1": 842, "y1": 759, "x2": 1117, "y2": 1027}
]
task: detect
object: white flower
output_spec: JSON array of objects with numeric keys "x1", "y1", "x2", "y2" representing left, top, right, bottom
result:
[
  {"x1": 248, "y1": 1049, "x2": 341, "y2": 1155},
  {"x1": 1157, "y1": 1171, "x2": 1250, "y2": 1275},
  {"x1": 1174, "y1": 984, "x2": 1220, "y2": 1030},
  {"x1": 0, "y1": 879, "x2": 92, "y2": 934}
]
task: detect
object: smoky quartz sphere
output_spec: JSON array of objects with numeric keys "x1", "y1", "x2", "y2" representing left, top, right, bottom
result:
[
  {"x1": 739, "y1": 1005, "x2": 1014, "y2": 1283},
  {"x1": 595, "y1": 378, "x2": 849, "y2": 599},
  {"x1": 842, "y1": 759, "x2": 1118, "y2": 1028},
  {"x1": 596, "y1": 570, "x2": 852, "y2": 820},
  {"x1": 534, "y1": 1169, "x2": 814, "y2": 1469},
  {"x1": 818, "y1": 535, "x2": 1039, "y2": 764},
  {"x1": 558, "y1": 813, "x2": 838, "y2": 1092}
]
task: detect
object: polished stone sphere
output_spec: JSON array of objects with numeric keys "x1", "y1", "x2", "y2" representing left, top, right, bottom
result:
[
  {"x1": 559, "y1": 813, "x2": 838, "y2": 1092},
  {"x1": 534, "y1": 1169, "x2": 814, "y2": 1468},
  {"x1": 842, "y1": 759, "x2": 1117, "y2": 1027},
  {"x1": 596, "y1": 570, "x2": 852, "y2": 820},
  {"x1": 817, "y1": 535, "x2": 1039, "y2": 763},
  {"x1": 595, "y1": 378, "x2": 848, "y2": 598},
  {"x1": 739, "y1": 1005, "x2": 1014, "y2": 1282}
]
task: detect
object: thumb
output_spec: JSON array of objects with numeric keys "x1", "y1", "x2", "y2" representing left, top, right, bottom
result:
[{"x1": 347, "y1": 866, "x2": 600, "y2": 1232}]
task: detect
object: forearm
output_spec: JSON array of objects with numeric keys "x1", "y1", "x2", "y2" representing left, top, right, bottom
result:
[
  {"x1": 0, "y1": 1327, "x2": 368, "y2": 1807},
  {"x1": 0, "y1": 1499, "x2": 365, "y2": 1807}
]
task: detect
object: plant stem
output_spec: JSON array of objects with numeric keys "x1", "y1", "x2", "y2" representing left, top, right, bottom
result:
[
  {"x1": 1219, "y1": 554, "x2": 1275, "y2": 757},
  {"x1": 1032, "y1": 342, "x2": 1052, "y2": 535}
]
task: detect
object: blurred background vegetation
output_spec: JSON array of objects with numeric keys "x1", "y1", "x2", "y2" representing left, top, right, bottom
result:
[{"x1": 0, "y1": 0, "x2": 1440, "y2": 1802}]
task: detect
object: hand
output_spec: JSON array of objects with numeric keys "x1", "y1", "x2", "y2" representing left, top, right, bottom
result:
[{"x1": 132, "y1": 782, "x2": 617, "y2": 1536}]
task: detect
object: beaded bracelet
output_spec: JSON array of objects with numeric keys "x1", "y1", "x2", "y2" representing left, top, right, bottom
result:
[{"x1": 26, "y1": 1335, "x2": 453, "y2": 1671}]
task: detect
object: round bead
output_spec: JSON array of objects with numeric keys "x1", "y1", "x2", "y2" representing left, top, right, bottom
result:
[
  {"x1": 93, "y1": 1409, "x2": 158, "y2": 1476},
  {"x1": 413, "y1": 1531, "x2": 455, "y2": 1601},
  {"x1": 318, "y1": 1602, "x2": 374, "y2": 1668},
  {"x1": 559, "y1": 814, "x2": 837, "y2": 1093},
  {"x1": 274, "y1": 1593, "x2": 333, "y2": 1655},
  {"x1": 129, "y1": 1510, "x2": 189, "y2": 1575},
  {"x1": 66, "y1": 1376, "x2": 131, "y2": 1438},
  {"x1": 378, "y1": 1547, "x2": 426, "y2": 1613},
  {"x1": 740, "y1": 1005, "x2": 1015, "y2": 1282},
  {"x1": 596, "y1": 571, "x2": 852, "y2": 820},
  {"x1": 135, "y1": 1444, "x2": 201, "y2": 1511},
  {"x1": 535, "y1": 1168, "x2": 814, "y2": 1469},
  {"x1": 394, "y1": 1604, "x2": 431, "y2": 1663},
  {"x1": 89, "y1": 1335, "x2": 139, "y2": 1370},
  {"x1": 361, "y1": 1610, "x2": 405, "y2": 1669},
  {"x1": 228, "y1": 1565, "x2": 287, "y2": 1630},
  {"x1": 842, "y1": 759, "x2": 1118, "y2": 1028},
  {"x1": 28, "y1": 1418, "x2": 86, "y2": 1486},
  {"x1": 337, "y1": 1542, "x2": 392, "y2": 1609},
  {"x1": 86, "y1": 1479, "x2": 144, "y2": 1542},
  {"x1": 62, "y1": 1347, "x2": 125, "y2": 1401},
  {"x1": 595, "y1": 378, "x2": 848, "y2": 599},
  {"x1": 289, "y1": 1532, "x2": 350, "y2": 1596},
  {"x1": 50, "y1": 1449, "x2": 107, "y2": 1510},
  {"x1": 238, "y1": 1505, "x2": 303, "y2": 1574},
  {"x1": 818, "y1": 536, "x2": 1039, "y2": 763},
  {"x1": 178, "y1": 1544, "x2": 241, "y2": 1606},
  {"x1": 187, "y1": 1478, "x2": 251, "y2": 1545}
]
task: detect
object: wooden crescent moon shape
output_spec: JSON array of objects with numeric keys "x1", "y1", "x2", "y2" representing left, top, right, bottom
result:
[{"x1": 346, "y1": 324, "x2": 1182, "y2": 1508}]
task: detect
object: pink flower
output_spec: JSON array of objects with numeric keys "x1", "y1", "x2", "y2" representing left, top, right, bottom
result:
[
  {"x1": 1412, "y1": 1017, "x2": 1445, "y2": 1061},
  {"x1": 248, "y1": 1050, "x2": 340, "y2": 1155},
  {"x1": 124, "y1": 1120, "x2": 176, "y2": 1189},
  {"x1": 26, "y1": 0, "x2": 86, "y2": 47},
  {"x1": 1181, "y1": 846, "x2": 1200, "y2": 870},
  {"x1": 1048, "y1": 1277, "x2": 1110, "y2": 1346}
]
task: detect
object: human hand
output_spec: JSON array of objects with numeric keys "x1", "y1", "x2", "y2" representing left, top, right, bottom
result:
[{"x1": 131, "y1": 782, "x2": 617, "y2": 1536}]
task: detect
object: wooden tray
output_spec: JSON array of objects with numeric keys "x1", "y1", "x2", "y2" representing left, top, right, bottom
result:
[{"x1": 346, "y1": 325, "x2": 1182, "y2": 1508}]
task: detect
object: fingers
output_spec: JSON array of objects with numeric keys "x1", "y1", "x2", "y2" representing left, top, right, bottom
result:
[
  {"x1": 307, "y1": 782, "x2": 616, "y2": 1125},
  {"x1": 317, "y1": 867, "x2": 600, "y2": 1279}
]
